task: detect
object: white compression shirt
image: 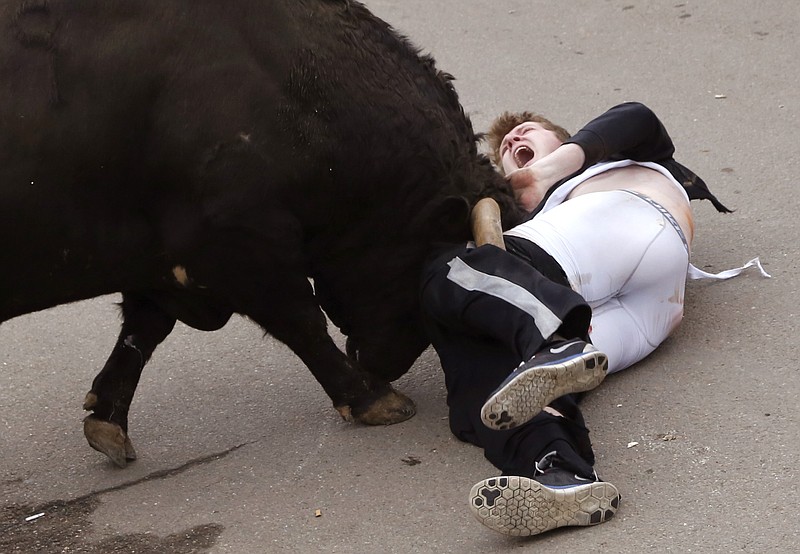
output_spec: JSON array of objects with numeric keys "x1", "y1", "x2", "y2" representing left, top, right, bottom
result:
[
  {"x1": 538, "y1": 159, "x2": 690, "y2": 215},
  {"x1": 509, "y1": 159, "x2": 768, "y2": 282}
]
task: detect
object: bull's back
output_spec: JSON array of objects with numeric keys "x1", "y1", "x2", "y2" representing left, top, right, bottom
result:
[
  {"x1": 0, "y1": 0, "x2": 300, "y2": 316},
  {"x1": 1, "y1": 0, "x2": 462, "y2": 214},
  {"x1": 0, "y1": 0, "x2": 486, "y2": 321}
]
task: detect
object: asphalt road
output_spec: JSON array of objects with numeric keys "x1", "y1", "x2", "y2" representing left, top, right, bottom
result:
[{"x1": 2, "y1": 1, "x2": 798, "y2": 552}]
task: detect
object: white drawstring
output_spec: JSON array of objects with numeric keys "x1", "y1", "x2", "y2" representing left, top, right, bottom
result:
[{"x1": 689, "y1": 257, "x2": 771, "y2": 280}]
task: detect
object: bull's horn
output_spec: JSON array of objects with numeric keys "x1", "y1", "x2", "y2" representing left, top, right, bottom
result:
[{"x1": 470, "y1": 198, "x2": 505, "y2": 250}]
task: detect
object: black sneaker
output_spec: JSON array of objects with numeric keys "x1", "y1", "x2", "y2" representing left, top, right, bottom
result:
[
  {"x1": 480, "y1": 339, "x2": 608, "y2": 430},
  {"x1": 468, "y1": 452, "x2": 620, "y2": 537}
]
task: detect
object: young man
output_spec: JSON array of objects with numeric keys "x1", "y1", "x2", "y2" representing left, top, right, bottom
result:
[{"x1": 420, "y1": 102, "x2": 733, "y2": 537}]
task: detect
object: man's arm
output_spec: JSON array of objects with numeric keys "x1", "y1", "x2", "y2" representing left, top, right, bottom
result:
[
  {"x1": 562, "y1": 101, "x2": 676, "y2": 173},
  {"x1": 509, "y1": 102, "x2": 730, "y2": 213},
  {"x1": 563, "y1": 101, "x2": 730, "y2": 212},
  {"x1": 508, "y1": 102, "x2": 677, "y2": 211}
]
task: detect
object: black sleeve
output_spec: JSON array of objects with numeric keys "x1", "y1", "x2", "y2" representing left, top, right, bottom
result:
[
  {"x1": 524, "y1": 102, "x2": 732, "y2": 218},
  {"x1": 562, "y1": 102, "x2": 676, "y2": 173}
]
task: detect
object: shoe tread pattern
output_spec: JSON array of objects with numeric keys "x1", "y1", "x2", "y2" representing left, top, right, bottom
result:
[
  {"x1": 480, "y1": 352, "x2": 608, "y2": 430},
  {"x1": 469, "y1": 476, "x2": 620, "y2": 537}
]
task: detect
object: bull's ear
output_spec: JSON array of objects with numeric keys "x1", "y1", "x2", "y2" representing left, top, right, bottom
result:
[{"x1": 408, "y1": 195, "x2": 471, "y2": 241}]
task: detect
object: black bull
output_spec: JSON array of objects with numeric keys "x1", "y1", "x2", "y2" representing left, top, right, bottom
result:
[{"x1": 0, "y1": 0, "x2": 524, "y2": 466}]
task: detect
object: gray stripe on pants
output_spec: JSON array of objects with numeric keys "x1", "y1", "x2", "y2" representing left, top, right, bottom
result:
[{"x1": 446, "y1": 257, "x2": 562, "y2": 341}]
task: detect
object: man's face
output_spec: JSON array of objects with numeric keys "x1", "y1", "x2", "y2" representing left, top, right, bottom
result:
[{"x1": 499, "y1": 122, "x2": 563, "y2": 175}]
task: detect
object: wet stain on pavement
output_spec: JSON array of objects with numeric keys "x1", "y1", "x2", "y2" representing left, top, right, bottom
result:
[
  {"x1": 1, "y1": 498, "x2": 222, "y2": 553},
  {"x1": 1, "y1": 444, "x2": 250, "y2": 553}
]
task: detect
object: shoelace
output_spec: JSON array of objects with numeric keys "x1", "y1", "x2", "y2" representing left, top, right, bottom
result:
[
  {"x1": 534, "y1": 450, "x2": 600, "y2": 482},
  {"x1": 533, "y1": 450, "x2": 559, "y2": 475}
]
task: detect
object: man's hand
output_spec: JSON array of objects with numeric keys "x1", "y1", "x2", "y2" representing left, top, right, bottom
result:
[
  {"x1": 507, "y1": 167, "x2": 547, "y2": 212},
  {"x1": 506, "y1": 143, "x2": 587, "y2": 212}
]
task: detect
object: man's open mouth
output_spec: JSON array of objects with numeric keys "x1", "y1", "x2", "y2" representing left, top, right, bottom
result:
[{"x1": 513, "y1": 145, "x2": 535, "y2": 168}]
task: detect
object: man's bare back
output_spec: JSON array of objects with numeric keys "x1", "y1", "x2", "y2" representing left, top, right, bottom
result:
[{"x1": 568, "y1": 165, "x2": 695, "y2": 246}]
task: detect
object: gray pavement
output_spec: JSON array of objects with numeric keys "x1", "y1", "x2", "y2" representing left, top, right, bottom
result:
[{"x1": 2, "y1": 1, "x2": 798, "y2": 552}]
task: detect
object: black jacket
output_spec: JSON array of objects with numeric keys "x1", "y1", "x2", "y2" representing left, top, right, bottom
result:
[{"x1": 529, "y1": 102, "x2": 731, "y2": 219}]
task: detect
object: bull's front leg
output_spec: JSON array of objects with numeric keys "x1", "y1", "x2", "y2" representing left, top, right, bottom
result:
[
  {"x1": 252, "y1": 291, "x2": 416, "y2": 426},
  {"x1": 189, "y1": 232, "x2": 416, "y2": 425},
  {"x1": 172, "y1": 134, "x2": 415, "y2": 424},
  {"x1": 302, "y1": 331, "x2": 417, "y2": 425},
  {"x1": 83, "y1": 292, "x2": 176, "y2": 467}
]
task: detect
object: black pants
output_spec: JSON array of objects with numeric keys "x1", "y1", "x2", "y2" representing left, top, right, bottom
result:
[{"x1": 421, "y1": 238, "x2": 597, "y2": 477}]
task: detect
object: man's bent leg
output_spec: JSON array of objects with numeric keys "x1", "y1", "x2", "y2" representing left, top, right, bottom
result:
[{"x1": 470, "y1": 404, "x2": 620, "y2": 537}]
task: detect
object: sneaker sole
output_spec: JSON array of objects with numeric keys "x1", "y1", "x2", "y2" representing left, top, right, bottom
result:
[
  {"x1": 480, "y1": 351, "x2": 608, "y2": 430},
  {"x1": 469, "y1": 476, "x2": 620, "y2": 537}
]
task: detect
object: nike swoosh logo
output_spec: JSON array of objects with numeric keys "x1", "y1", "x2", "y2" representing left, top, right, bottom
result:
[{"x1": 550, "y1": 342, "x2": 578, "y2": 354}]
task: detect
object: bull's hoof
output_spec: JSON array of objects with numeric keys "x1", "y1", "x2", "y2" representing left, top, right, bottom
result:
[
  {"x1": 335, "y1": 405, "x2": 355, "y2": 423},
  {"x1": 343, "y1": 387, "x2": 417, "y2": 426},
  {"x1": 83, "y1": 416, "x2": 137, "y2": 468},
  {"x1": 82, "y1": 391, "x2": 98, "y2": 410}
]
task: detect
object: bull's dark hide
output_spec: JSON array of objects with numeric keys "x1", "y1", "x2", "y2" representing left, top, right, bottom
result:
[{"x1": 0, "y1": 0, "x2": 523, "y2": 466}]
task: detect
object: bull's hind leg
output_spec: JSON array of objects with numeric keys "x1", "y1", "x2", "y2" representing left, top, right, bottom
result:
[{"x1": 83, "y1": 292, "x2": 176, "y2": 467}]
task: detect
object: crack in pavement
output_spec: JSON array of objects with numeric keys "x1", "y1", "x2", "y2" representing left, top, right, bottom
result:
[{"x1": 79, "y1": 440, "x2": 255, "y2": 501}]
